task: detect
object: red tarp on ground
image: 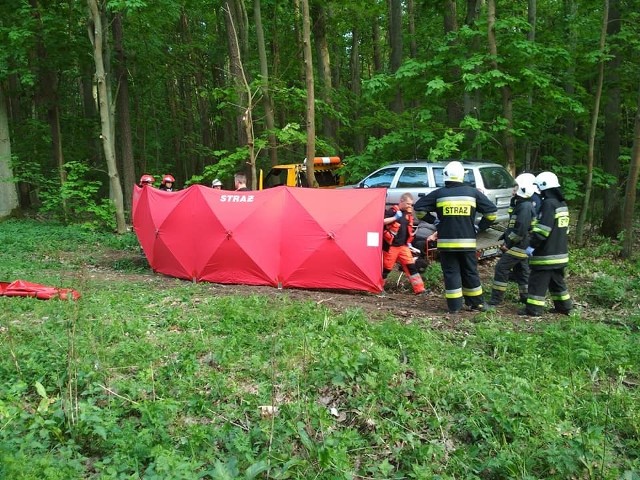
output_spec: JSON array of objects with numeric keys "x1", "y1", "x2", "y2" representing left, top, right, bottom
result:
[
  {"x1": 132, "y1": 185, "x2": 385, "y2": 293},
  {"x1": 0, "y1": 280, "x2": 80, "y2": 300}
]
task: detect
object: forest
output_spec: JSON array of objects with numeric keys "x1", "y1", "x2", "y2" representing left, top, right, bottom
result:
[{"x1": 0, "y1": 0, "x2": 639, "y2": 251}]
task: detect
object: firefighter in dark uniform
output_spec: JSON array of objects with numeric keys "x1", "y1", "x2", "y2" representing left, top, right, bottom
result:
[
  {"x1": 488, "y1": 176, "x2": 537, "y2": 306},
  {"x1": 382, "y1": 192, "x2": 427, "y2": 295},
  {"x1": 515, "y1": 172, "x2": 542, "y2": 217},
  {"x1": 414, "y1": 161, "x2": 497, "y2": 313},
  {"x1": 520, "y1": 171, "x2": 573, "y2": 316}
]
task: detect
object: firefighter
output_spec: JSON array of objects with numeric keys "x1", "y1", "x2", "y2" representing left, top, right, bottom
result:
[
  {"x1": 520, "y1": 171, "x2": 573, "y2": 317},
  {"x1": 488, "y1": 176, "x2": 537, "y2": 306},
  {"x1": 382, "y1": 192, "x2": 427, "y2": 295},
  {"x1": 414, "y1": 161, "x2": 497, "y2": 313},
  {"x1": 159, "y1": 174, "x2": 176, "y2": 191},
  {"x1": 515, "y1": 172, "x2": 542, "y2": 216},
  {"x1": 139, "y1": 174, "x2": 155, "y2": 187}
]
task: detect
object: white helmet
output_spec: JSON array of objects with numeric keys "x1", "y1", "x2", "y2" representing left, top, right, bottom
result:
[
  {"x1": 443, "y1": 161, "x2": 465, "y2": 183},
  {"x1": 515, "y1": 182, "x2": 536, "y2": 199},
  {"x1": 515, "y1": 172, "x2": 539, "y2": 194},
  {"x1": 211, "y1": 178, "x2": 222, "y2": 187},
  {"x1": 515, "y1": 173, "x2": 536, "y2": 187},
  {"x1": 535, "y1": 171, "x2": 560, "y2": 191}
]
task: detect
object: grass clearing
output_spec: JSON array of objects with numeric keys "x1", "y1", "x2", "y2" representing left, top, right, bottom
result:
[{"x1": 1, "y1": 219, "x2": 639, "y2": 479}]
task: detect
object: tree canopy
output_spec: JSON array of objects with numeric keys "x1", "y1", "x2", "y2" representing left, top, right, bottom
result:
[{"x1": 0, "y1": 0, "x2": 638, "y2": 238}]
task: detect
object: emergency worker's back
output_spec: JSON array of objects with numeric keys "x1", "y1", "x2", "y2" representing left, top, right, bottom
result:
[{"x1": 416, "y1": 183, "x2": 497, "y2": 251}]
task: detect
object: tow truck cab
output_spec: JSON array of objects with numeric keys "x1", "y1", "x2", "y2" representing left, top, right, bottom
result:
[{"x1": 259, "y1": 156, "x2": 344, "y2": 190}]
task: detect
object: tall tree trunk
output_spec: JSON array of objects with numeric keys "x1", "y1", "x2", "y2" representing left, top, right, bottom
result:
[
  {"x1": 563, "y1": 0, "x2": 578, "y2": 164},
  {"x1": 112, "y1": 12, "x2": 135, "y2": 218},
  {"x1": 487, "y1": 0, "x2": 515, "y2": 175},
  {"x1": 524, "y1": 0, "x2": 537, "y2": 172},
  {"x1": 30, "y1": 0, "x2": 67, "y2": 217},
  {"x1": 312, "y1": 3, "x2": 336, "y2": 146},
  {"x1": 407, "y1": 0, "x2": 417, "y2": 58},
  {"x1": 293, "y1": 0, "x2": 305, "y2": 81},
  {"x1": 166, "y1": 77, "x2": 182, "y2": 175},
  {"x1": 254, "y1": 0, "x2": 277, "y2": 166},
  {"x1": 224, "y1": 1, "x2": 248, "y2": 148},
  {"x1": 372, "y1": 16, "x2": 383, "y2": 73},
  {"x1": 621, "y1": 82, "x2": 640, "y2": 259},
  {"x1": 301, "y1": 0, "x2": 316, "y2": 187},
  {"x1": 231, "y1": 0, "x2": 248, "y2": 60},
  {"x1": 87, "y1": 0, "x2": 126, "y2": 233},
  {"x1": 350, "y1": 27, "x2": 365, "y2": 154},
  {"x1": 180, "y1": 11, "x2": 213, "y2": 173},
  {"x1": 0, "y1": 85, "x2": 19, "y2": 217},
  {"x1": 224, "y1": 1, "x2": 256, "y2": 189},
  {"x1": 389, "y1": 0, "x2": 403, "y2": 114},
  {"x1": 576, "y1": 0, "x2": 609, "y2": 245},
  {"x1": 80, "y1": 61, "x2": 101, "y2": 169},
  {"x1": 600, "y1": 0, "x2": 622, "y2": 238},
  {"x1": 463, "y1": 0, "x2": 482, "y2": 155},
  {"x1": 176, "y1": 60, "x2": 196, "y2": 175},
  {"x1": 444, "y1": 0, "x2": 462, "y2": 126}
]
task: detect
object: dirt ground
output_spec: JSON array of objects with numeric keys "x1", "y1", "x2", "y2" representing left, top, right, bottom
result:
[
  {"x1": 194, "y1": 259, "x2": 548, "y2": 329},
  {"x1": 95, "y1": 251, "x2": 560, "y2": 331}
]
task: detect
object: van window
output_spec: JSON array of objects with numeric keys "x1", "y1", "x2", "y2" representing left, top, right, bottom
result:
[
  {"x1": 433, "y1": 168, "x2": 475, "y2": 187},
  {"x1": 361, "y1": 167, "x2": 397, "y2": 188},
  {"x1": 395, "y1": 166, "x2": 430, "y2": 188},
  {"x1": 480, "y1": 166, "x2": 515, "y2": 189}
]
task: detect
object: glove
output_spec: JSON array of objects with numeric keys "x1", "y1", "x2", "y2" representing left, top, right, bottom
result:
[
  {"x1": 394, "y1": 210, "x2": 403, "y2": 220},
  {"x1": 408, "y1": 243, "x2": 420, "y2": 254},
  {"x1": 474, "y1": 225, "x2": 480, "y2": 234},
  {"x1": 525, "y1": 246, "x2": 535, "y2": 257}
]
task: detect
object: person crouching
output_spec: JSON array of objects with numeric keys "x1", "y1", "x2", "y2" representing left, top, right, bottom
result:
[{"x1": 382, "y1": 193, "x2": 427, "y2": 295}]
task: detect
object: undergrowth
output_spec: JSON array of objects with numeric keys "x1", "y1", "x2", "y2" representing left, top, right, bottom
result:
[{"x1": 0, "y1": 219, "x2": 638, "y2": 479}]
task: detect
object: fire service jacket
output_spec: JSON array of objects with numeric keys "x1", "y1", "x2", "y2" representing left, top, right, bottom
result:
[
  {"x1": 503, "y1": 197, "x2": 534, "y2": 258},
  {"x1": 383, "y1": 205, "x2": 414, "y2": 247},
  {"x1": 414, "y1": 182, "x2": 497, "y2": 251},
  {"x1": 528, "y1": 189, "x2": 569, "y2": 269}
]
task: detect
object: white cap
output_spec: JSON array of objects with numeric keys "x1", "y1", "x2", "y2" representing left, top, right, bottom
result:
[{"x1": 211, "y1": 179, "x2": 222, "y2": 187}]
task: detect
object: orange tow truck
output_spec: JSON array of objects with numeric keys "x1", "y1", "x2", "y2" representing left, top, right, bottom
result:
[{"x1": 259, "y1": 156, "x2": 344, "y2": 190}]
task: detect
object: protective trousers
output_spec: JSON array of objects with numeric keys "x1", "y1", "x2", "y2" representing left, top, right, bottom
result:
[
  {"x1": 383, "y1": 246, "x2": 425, "y2": 294},
  {"x1": 524, "y1": 268, "x2": 573, "y2": 315},
  {"x1": 490, "y1": 253, "x2": 529, "y2": 305},
  {"x1": 440, "y1": 251, "x2": 484, "y2": 312}
]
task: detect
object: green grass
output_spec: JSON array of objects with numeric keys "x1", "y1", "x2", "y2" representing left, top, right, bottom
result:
[{"x1": 1, "y1": 219, "x2": 639, "y2": 479}]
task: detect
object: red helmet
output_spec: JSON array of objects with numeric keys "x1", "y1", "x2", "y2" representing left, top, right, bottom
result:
[
  {"x1": 162, "y1": 174, "x2": 175, "y2": 184},
  {"x1": 139, "y1": 174, "x2": 155, "y2": 185}
]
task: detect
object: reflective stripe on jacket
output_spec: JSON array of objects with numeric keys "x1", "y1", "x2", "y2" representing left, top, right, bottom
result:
[
  {"x1": 529, "y1": 190, "x2": 569, "y2": 269},
  {"x1": 415, "y1": 183, "x2": 497, "y2": 251}
]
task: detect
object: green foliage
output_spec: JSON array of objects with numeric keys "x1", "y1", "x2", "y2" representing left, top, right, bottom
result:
[
  {"x1": 534, "y1": 161, "x2": 618, "y2": 202},
  {"x1": 422, "y1": 262, "x2": 443, "y2": 290},
  {"x1": 570, "y1": 241, "x2": 640, "y2": 313},
  {"x1": 429, "y1": 129, "x2": 465, "y2": 160},
  {"x1": 37, "y1": 162, "x2": 115, "y2": 231},
  {"x1": 0, "y1": 220, "x2": 638, "y2": 478}
]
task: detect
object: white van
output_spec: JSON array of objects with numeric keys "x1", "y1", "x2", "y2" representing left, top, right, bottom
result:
[{"x1": 346, "y1": 161, "x2": 516, "y2": 222}]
